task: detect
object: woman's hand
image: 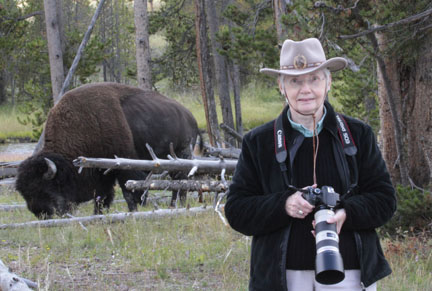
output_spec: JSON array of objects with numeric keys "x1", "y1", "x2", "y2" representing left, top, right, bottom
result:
[
  {"x1": 311, "y1": 208, "x2": 347, "y2": 237},
  {"x1": 285, "y1": 186, "x2": 315, "y2": 218},
  {"x1": 326, "y1": 208, "x2": 346, "y2": 234}
]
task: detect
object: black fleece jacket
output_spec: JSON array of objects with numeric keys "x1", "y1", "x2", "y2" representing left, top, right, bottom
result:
[{"x1": 225, "y1": 102, "x2": 396, "y2": 290}]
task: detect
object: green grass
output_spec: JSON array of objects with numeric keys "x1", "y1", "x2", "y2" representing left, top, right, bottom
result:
[
  {"x1": 0, "y1": 105, "x2": 33, "y2": 142},
  {"x1": 0, "y1": 82, "x2": 285, "y2": 142},
  {"x1": 156, "y1": 80, "x2": 285, "y2": 132},
  {"x1": 0, "y1": 186, "x2": 431, "y2": 290}
]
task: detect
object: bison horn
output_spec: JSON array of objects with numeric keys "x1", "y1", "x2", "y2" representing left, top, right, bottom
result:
[{"x1": 43, "y1": 158, "x2": 57, "y2": 180}]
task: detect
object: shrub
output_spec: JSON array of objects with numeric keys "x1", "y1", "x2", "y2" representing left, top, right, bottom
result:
[{"x1": 381, "y1": 185, "x2": 432, "y2": 236}]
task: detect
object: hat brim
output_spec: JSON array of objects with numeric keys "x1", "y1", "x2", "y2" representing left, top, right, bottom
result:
[{"x1": 260, "y1": 57, "x2": 347, "y2": 77}]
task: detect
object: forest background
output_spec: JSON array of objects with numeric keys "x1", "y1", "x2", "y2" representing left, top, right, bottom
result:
[{"x1": 0, "y1": 0, "x2": 431, "y2": 289}]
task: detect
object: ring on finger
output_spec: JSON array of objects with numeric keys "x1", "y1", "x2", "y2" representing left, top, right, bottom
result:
[{"x1": 298, "y1": 209, "x2": 304, "y2": 215}]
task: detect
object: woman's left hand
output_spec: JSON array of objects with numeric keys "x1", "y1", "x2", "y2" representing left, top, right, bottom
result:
[
  {"x1": 311, "y1": 208, "x2": 347, "y2": 237},
  {"x1": 326, "y1": 208, "x2": 346, "y2": 234}
]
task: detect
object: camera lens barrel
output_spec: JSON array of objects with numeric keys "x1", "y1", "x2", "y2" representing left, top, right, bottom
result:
[{"x1": 314, "y1": 208, "x2": 345, "y2": 285}]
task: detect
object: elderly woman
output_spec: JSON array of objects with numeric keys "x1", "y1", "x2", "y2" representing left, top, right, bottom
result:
[{"x1": 224, "y1": 38, "x2": 396, "y2": 291}]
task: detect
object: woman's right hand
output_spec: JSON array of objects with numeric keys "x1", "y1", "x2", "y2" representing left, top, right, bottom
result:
[{"x1": 285, "y1": 186, "x2": 315, "y2": 218}]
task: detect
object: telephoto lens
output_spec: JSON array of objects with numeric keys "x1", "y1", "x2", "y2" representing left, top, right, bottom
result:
[{"x1": 314, "y1": 207, "x2": 345, "y2": 284}]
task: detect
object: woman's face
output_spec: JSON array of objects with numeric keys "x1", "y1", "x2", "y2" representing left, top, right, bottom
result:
[{"x1": 280, "y1": 70, "x2": 330, "y2": 116}]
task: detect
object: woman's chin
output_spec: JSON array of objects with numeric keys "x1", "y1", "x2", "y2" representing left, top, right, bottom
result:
[{"x1": 297, "y1": 105, "x2": 317, "y2": 115}]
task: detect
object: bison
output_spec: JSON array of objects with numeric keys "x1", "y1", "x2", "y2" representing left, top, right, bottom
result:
[{"x1": 16, "y1": 82, "x2": 201, "y2": 218}]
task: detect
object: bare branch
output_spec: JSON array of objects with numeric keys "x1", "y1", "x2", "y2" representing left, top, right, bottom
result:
[
  {"x1": 16, "y1": 11, "x2": 43, "y2": 21},
  {"x1": 220, "y1": 123, "x2": 243, "y2": 143},
  {"x1": 339, "y1": 8, "x2": 432, "y2": 40}
]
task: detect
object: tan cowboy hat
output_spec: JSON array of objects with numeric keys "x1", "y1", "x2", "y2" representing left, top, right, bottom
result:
[{"x1": 260, "y1": 38, "x2": 347, "y2": 76}]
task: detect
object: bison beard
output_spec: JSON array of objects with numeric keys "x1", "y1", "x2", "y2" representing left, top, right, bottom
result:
[{"x1": 16, "y1": 82, "x2": 202, "y2": 219}]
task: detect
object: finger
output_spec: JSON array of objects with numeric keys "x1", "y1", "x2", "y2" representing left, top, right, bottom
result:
[{"x1": 326, "y1": 216, "x2": 336, "y2": 224}]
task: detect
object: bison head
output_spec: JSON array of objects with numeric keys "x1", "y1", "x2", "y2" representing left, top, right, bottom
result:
[{"x1": 16, "y1": 152, "x2": 78, "y2": 219}]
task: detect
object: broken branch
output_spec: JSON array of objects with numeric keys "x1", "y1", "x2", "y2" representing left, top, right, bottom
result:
[{"x1": 126, "y1": 179, "x2": 230, "y2": 192}]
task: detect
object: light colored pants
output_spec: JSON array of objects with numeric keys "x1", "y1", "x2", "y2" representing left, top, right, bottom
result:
[{"x1": 286, "y1": 270, "x2": 377, "y2": 291}]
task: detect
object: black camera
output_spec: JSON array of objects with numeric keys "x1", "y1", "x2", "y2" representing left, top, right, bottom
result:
[{"x1": 302, "y1": 186, "x2": 345, "y2": 285}]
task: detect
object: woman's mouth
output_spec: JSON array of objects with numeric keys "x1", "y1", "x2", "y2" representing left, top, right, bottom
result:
[{"x1": 298, "y1": 98, "x2": 314, "y2": 102}]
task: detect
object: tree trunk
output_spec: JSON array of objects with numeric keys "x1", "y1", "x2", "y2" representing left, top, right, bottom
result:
[
  {"x1": 205, "y1": 0, "x2": 235, "y2": 145},
  {"x1": 376, "y1": 33, "x2": 401, "y2": 184},
  {"x1": 194, "y1": 0, "x2": 220, "y2": 146},
  {"x1": 35, "y1": 0, "x2": 106, "y2": 155},
  {"x1": 100, "y1": 1, "x2": 108, "y2": 82},
  {"x1": 374, "y1": 32, "x2": 409, "y2": 186},
  {"x1": 149, "y1": 0, "x2": 154, "y2": 11},
  {"x1": 375, "y1": 29, "x2": 432, "y2": 188},
  {"x1": 227, "y1": 19, "x2": 243, "y2": 138},
  {"x1": 44, "y1": 0, "x2": 65, "y2": 103},
  {"x1": 0, "y1": 70, "x2": 5, "y2": 105},
  {"x1": 231, "y1": 61, "x2": 243, "y2": 137},
  {"x1": 114, "y1": 0, "x2": 121, "y2": 83},
  {"x1": 134, "y1": 0, "x2": 152, "y2": 90},
  {"x1": 273, "y1": 0, "x2": 288, "y2": 43},
  {"x1": 411, "y1": 30, "x2": 432, "y2": 187}
]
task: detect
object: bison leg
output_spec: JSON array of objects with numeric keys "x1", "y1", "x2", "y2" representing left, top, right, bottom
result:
[
  {"x1": 121, "y1": 188, "x2": 138, "y2": 212},
  {"x1": 169, "y1": 147, "x2": 194, "y2": 207},
  {"x1": 117, "y1": 170, "x2": 147, "y2": 212},
  {"x1": 94, "y1": 175, "x2": 116, "y2": 214},
  {"x1": 170, "y1": 189, "x2": 187, "y2": 207},
  {"x1": 94, "y1": 187, "x2": 114, "y2": 214}
]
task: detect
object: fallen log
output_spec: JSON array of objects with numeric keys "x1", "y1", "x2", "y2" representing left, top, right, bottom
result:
[
  {"x1": 0, "y1": 258, "x2": 36, "y2": 290},
  {"x1": 203, "y1": 145, "x2": 241, "y2": 159},
  {"x1": 0, "y1": 205, "x2": 221, "y2": 229},
  {"x1": 0, "y1": 178, "x2": 16, "y2": 187},
  {"x1": 0, "y1": 162, "x2": 20, "y2": 179},
  {"x1": 73, "y1": 155, "x2": 237, "y2": 176},
  {"x1": 126, "y1": 179, "x2": 230, "y2": 192}
]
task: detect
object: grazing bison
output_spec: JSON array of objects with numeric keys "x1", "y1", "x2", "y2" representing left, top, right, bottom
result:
[{"x1": 16, "y1": 82, "x2": 201, "y2": 218}]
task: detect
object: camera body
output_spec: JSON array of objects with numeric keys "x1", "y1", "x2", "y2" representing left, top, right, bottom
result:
[
  {"x1": 301, "y1": 185, "x2": 340, "y2": 209},
  {"x1": 302, "y1": 186, "x2": 345, "y2": 285}
]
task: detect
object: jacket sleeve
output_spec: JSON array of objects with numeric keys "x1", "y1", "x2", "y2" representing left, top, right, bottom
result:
[
  {"x1": 224, "y1": 132, "x2": 292, "y2": 236},
  {"x1": 341, "y1": 123, "x2": 397, "y2": 230}
]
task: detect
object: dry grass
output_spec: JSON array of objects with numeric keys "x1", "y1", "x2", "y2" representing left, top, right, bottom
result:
[
  {"x1": 0, "y1": 184, "x2": 431, "y2": 290},
  {"x1": 0, "y1": 188, "x2": 250, "y2": 290}
]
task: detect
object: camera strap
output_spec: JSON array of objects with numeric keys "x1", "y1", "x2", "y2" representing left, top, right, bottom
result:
[
  {"x1": 335, "y1": 114, "x2": 359, "y2": 193},
  {"x1": 273, "y1": 110, "x2": 358, "y2": 192},
  {"x1": 335, "y1": 114, "x2": 357, "y2": 156},
  {"x1": 274, "y1": 111, "x2": 291, "y2": 187}
]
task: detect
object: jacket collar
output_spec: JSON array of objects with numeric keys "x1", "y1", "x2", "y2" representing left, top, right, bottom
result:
[{"x1": 282, "y1": 100, "x2": 339, "y2": 141}]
